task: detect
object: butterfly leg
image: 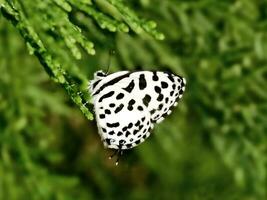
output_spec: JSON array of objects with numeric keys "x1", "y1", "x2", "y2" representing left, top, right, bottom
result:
[
  {"x1": 108, "y1": 149, "x2": 123, "y2": 166},
  {"x1": 109, "y1": 150, "x2": 118, "y2": 160},
  {"x1": 115, "y1": 149, "x2": 123, "y2": 166}
]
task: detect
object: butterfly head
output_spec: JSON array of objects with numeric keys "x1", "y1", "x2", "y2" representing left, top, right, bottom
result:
[{"x1": 94, "y1": 70, "x2": 107, "y2": 80}]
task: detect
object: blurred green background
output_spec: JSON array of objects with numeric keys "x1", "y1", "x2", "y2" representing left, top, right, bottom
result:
[{"x1": 0, "y1": 0, "x2": 266, "y2": 200}]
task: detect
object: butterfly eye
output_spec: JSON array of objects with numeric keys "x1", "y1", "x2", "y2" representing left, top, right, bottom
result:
[
  {"x1": 96, "y1": 72, "x2": 106, "y2": 77},
  {"x1": 95, "y1": 71, "x2": 106, "y2": 78}
]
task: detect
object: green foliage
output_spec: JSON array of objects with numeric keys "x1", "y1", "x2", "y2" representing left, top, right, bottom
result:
[{"x1": 0, "y1": 0, "x2": 266, "y2": 200}]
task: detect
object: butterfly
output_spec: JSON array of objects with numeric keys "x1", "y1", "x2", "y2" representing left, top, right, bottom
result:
[{"x1": 89, "y1": 70, "x2": 186, "y2": 155}]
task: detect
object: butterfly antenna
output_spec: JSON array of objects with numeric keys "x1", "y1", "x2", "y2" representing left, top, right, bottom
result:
[
  {"x1": 105, "y1": 49, "x2": 115, "y2": 75},
  {"x1": 109, "y1": 149, "x2": 118, "y2": 160}
]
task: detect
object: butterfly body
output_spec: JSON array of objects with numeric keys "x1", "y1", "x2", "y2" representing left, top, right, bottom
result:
[{"x1": 89, "y1": 70, "x2": 186, "y2": 150}]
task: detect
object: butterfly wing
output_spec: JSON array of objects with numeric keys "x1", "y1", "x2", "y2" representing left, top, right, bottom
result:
[
  {"x1": 90, "y1": 71, "x2": 186, "y2": 150},
  {"x1": 92, "y1": 75, "x2": 152, "y2": 150}
]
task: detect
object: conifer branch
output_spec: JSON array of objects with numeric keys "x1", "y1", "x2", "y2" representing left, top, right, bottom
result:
[{"x1": 1, "y1": 2, "x2": 94, "y2": 120}]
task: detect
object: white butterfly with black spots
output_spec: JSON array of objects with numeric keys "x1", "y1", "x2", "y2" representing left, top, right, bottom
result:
[{"x1": 89, "y1": 70, "x2": 186, "y2": 150}]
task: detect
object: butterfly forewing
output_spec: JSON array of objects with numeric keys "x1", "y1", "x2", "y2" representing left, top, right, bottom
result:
[{"x1": 90, "y1": 70, "x2": 186, "y2": 150}]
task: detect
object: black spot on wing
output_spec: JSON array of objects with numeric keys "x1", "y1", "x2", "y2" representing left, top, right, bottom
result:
[
  {"x1": 165, "y1": 97, "x2": 169, "y2": 103},
  {"x1": 127, "y1": 99, "x2": 136, "y2": 111},
  {"x1": 137, "y1": 106, "x2": 143, "y2": 111},
  {"x1": 161, "y1": 81, "x2": 168, "y2": 88},
  {"x1": 150, "y1": 109, "x2": 156, "y2": 115},
  {"x1": 154, "y1": 86, "x2": 161, "y2": 93},
  {"x1": 133, "y1": 129, "x2": 138, "y2": 135},
  {"x1": 157, "y1": 94, "x2": 164, "y2": 101},
  {"x1": 128, "y1": 99, "x2": 136, "y2": 105},
  {"x1": 117, "y1": 131, "x2": 123, "y2": 136},
  {"x1": 142, "y1": 94, "x2": 151, "y2": 107},
  {"x1": 105, "y1": 109, "x2": 111, "y2": 114},
  {"x1": 107, "y1": 122, "x2": 120, "y2": 128},
  {"x1": 115, "y1": 104, "x2": 124, "y2": 113},
  {"x1": 139, "y1": 74, "x2": 147, "y2": 90},
  {"x1": 108, "y1": 131, "x2": 115, "y2": 135},
  {"x1": 128, "y1": 123, "x2": 133, "y2": 128},
  {"x1": 123, "y1": 80, "x2": 135, "y2": 93},
  {"x1": 152, "y1": 71, "x2": 159, "y2": 81},
  {"x1": 99, "y1": 91, "x2": 115, "y2": 102},
  {"x1": 135, "y1": 121, "x2": 140, "y2": 126},
  {"x1": 116, "y1": 93, "x2": 124, "y2": 99}
]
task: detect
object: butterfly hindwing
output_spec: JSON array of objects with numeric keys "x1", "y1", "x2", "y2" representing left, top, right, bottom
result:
[
  {"x1": 89, "y1": 70, "x2": 186, "y2": 150},
  {"x1": 94, "y1": 90, "x2": 152, "y2": 150}
]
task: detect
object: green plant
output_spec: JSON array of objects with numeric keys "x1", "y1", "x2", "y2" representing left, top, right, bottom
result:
[{"x1": 0, "y1": 0, "x2": 266, "y2": 200}]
